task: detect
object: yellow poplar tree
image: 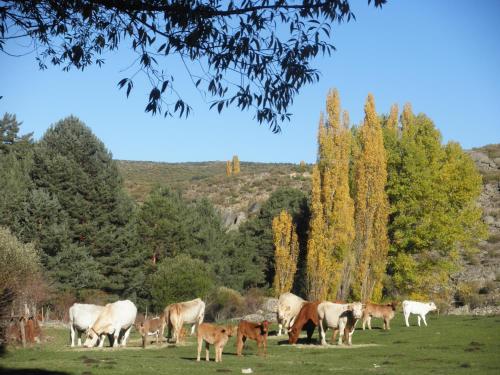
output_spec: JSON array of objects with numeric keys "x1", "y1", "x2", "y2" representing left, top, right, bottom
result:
[
  {"x1": 226, "y1": 160, "x2": 232, "y2": 176},
  {"x1": 307, "y1": 89, "x2": 355, "y2": 301},
  {"x1": 272, "y1": 210, "x2": 299, "y2": 296},
  {"x1": 352, "y1": 93, "x2": 389, "y2": 302},
  {"x1": 232, "y1": 155, "x2": 240, "y2": 174}
]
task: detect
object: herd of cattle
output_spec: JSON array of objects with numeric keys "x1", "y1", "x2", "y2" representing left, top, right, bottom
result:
[{"x1": 69, "y1": 293, "x2": 438, "y2": 362}]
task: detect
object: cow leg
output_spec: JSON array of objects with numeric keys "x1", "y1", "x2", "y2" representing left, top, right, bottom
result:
[
  {"x1": 278, "y1": 321, "x2": 283, "y2": 336},
  {"x1": 77, "y1": 331, "x2": 82, "y2": 347},
  {"x1": 422, "y1": 314, "x2": 428, "y2": 326},
  {"x1": 121, "y1": 325, "x2": 133, "y2": 347},
  {"x1": 205, "y1": 342, "x2": 210, "y2": 362},
  {"x1": 367, "y1": 316, "x2": 372, "y2": 330},
  {"x1": 236, "y1": 332, "x2": 244, "y2": 356},
  {"x1": 306, "y1": 322, "x2": 315, "y2": 343},
  {"x1": 70, "y1": 325, "x2": 75, "y2": 347},
  {"x1": 417, "y1": 315, "x2": 421, "y2": 327},
  {"x1": 190, "y1": 324, "x2": 196, "y2": 336},
  {"x1": 196, "y1": 337, "x2": 202, "y2": 361},
  {"x1": 319, "y1": 319, "x2": 327, "y2": 346},
  {"x1": 404, "y1": 312, "x2": 410, "y2": 327}
]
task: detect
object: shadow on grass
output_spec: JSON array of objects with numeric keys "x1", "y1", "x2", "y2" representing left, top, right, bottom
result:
[
  {"x1": 277, "y1": 337, "x2": 320, "y2": 346},
  {"x1": 0, "y1": 368, "x2": 70, "y2": 375}
]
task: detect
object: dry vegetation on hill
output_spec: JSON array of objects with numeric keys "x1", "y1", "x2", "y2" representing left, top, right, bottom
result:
[{"x1": 117, "y1": 160, "x2": 311, "y2": 226}]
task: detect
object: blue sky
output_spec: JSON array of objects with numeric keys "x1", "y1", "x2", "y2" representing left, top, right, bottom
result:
[{"x1": 1, "y1": 0, "x2": 499, "y2": 163}]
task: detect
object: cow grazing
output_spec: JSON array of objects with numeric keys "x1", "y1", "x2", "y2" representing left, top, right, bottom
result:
[
  {"x1": 136, "y1": 316, "x2": 165, "y2": 348},
  {"x1": 402, "y1": 300, "x2": 437, "y2": 327},
  {"x1": 288, "y1": 301, "x2": 321, "y2": 344},
  {"x1": 196, "y1": 323, "x2": 236, "y2": 363},
  {"x1": 236, "y1": 320, "x2": 269, "y2": 356},
  {"x1": 317, "y1": 302, "x2": 363, "y2": 346},
  {"x1": 164, "y1": 298, "x2": 205, "y2": 344},
  {"x1": 277, "y1": 292, "x2": 306, "y2": 336},
  {"x1": 69, "y1": 303, "x2": 104, "y2": 347},
  {"x1": 83, "y1": 300, "x2": 137, "y2": 348},
  {"x1": 362, "y1": 301, "x2": 398, "y2": 330}
]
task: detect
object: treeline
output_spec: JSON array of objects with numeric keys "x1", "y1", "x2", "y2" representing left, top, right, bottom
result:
[
  {"x1": 0, "y1": 95, "x2": 485, "y2": 315},
  {"x1": 272, "y1": 90, "x2": 486, "y2": 304},
  {"x1": 0, "y1": 114, "x2": 308, "y2": 313}
]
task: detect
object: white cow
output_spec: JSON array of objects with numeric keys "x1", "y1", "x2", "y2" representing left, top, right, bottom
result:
[
  {"x1": 277, "y1": 292, "x2": 306, "y2": 336},
  {"x1": 317, "y1": 302, "x2": 363, "y2": 346},
  {"x1": 83, "y1": 300, "x2": 137, "y2": 348},
  {"x1": 164, "y1": 298, "x2": 205, "y2": 343},
  {"x1": 402, "y1": 300, "x2": 437, "y2": 327},
  {"x1": 69, "y1": 303, "x2": 104, "y2": 347}
]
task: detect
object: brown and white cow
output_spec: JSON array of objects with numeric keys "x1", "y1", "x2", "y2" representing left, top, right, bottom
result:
[
  {"x1": 361, "y1": 302, "x2": 398, "y2": 330},
  {"x1": 136, "y1": 316, "x2": 165, "y2": 348},
  {"x1": 277, "y1": 292, "x2": 306, "y2": 336},
  {"x1": 164, "y1": 298, "x2": 205, "y2": 343}
]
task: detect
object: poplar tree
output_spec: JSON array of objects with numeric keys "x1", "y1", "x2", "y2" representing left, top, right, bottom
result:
[
  {"x1": 352, "y1": 94, "x2": 389, "y2": 302},
  {"x1": 272, "y1": 210, "x2": 299, "y2": 296},
  {"x1": 232, "y1": 155, "x2": 240, "y2": 174},
  {"x1": 307, "y1": 89, "x2": 355, "y2": 300}
]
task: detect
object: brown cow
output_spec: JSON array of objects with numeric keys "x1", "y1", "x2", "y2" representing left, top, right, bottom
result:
[
  {"x1": 236, "y1": 320, "x2": 269, "y2": 356},
  {"x1": 136, "y1": 316, "x2": 165, "y2": 348},
  {"x1": 362, "y1": 302, "x2": 398, "y2": 330},
  {"x1": 196, "y1": 323, "x2": 237, "y2": 363},
  {"x1": 288, "y1": 301, "x2": 321, "y2": 344}
]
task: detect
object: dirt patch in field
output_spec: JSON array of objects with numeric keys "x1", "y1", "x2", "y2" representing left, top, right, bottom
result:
[
  {"x1": 67, "y1": 341, "x2": 193, "y2": 352},
  {"x1": 284, "y1": 343, "x2": 380, "y2": 349}
]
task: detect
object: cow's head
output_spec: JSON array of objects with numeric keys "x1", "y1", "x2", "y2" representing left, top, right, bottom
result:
[
  {"x1": 347, "y1": 302, "x2": 363, "y2": 319},
  {"x1": 288, "y1": 326, "x2": 300, "y2": 344},
  {"x1": 260, "y1": 320, "x2": 269, "y2": 335},
  {"x1": 224, "y1": 325, "x2": 237, "y2": 337},
  {"x1": 83, "y1": 327, "x2": 100, "y2": 348},
  {"x1": 390, "y1": 301, "x2": 398, "y2": 311},
  {"x1": 428, "y1": 302, "x2": 437, "y2": 312}
]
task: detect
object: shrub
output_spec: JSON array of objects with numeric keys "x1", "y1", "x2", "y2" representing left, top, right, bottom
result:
[
  {"x1": 205, "y1": 287, "x2": 246, "y2": 322},
  {"x1": 150, "y1": 255, "x2": 215, "y2": 311}
]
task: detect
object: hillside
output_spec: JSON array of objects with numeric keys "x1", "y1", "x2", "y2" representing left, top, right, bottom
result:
[
  {"x1": 117, "y1": 144, "x2": 500, "y2": 311},
  {"x1": 117, "y1": 160, "x2": 311, "y2": 228}
]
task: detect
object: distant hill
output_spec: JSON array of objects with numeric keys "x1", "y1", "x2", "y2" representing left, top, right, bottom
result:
[
  {"x1": 117, "y1": 144, "x2": 500, "y2": 311},
  {"x1": 116, "y1": 160, "x2": 311, "y2": 229}
]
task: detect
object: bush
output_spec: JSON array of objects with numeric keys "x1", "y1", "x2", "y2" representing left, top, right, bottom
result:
[
  {"x1": 205, "y1": 287, "x2": 246, "y2": 322},
  {"x1": 150, "y1": 255, "x2": 215, "y2": 311}
]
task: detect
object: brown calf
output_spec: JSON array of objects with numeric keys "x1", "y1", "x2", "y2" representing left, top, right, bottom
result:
[
  {"x1": 236, "y1": 320, "x2": 269, "y2": 356},
  {"x1": 288, "y1": 301, "x2": 321, "y2": 344},
  {"x1": 362, "y1": 301, "x2": 397, "y2": 330},
  {"x1": 136, "y1": 316, "x2": 165, "y2": 348},
  {"x1": 197, "y1": 323, "x2": 237, "y2": 363}
]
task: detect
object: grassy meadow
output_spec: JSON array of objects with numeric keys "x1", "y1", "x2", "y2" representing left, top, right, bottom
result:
[{"x1": 1, "y1": 315, "x2": 499, "y2": 375}]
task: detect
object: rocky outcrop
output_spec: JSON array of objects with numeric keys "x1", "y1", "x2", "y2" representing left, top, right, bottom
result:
[{"x1": 457, "y1": 146, "x2": 500, "y2": 312}]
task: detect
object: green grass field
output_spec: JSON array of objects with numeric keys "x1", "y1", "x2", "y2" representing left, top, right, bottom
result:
[{"x1": 2, "y1": 315, "x2": 499, "y2": 375}]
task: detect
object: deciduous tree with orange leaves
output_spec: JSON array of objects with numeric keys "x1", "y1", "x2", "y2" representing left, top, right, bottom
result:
[
  {"x1": 272, "y1": 210, "x2": 299, "y2": 296},
  {"x1": 350, "y1": 94, "x2": 389, "y2": 302}
]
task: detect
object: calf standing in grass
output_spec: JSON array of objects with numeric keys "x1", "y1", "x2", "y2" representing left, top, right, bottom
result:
[
  {"x1": 197, "y1": 323, "x2": 236, "y2": 363},
  {"x1": 236, "y1": 320, "x2": 269, "y2": 356},
  {"x1": 136, "y1": 316, "x2": 165, "y2": 348},
  {"x1": 362, "y1": 302, "x2": 398, "y2": 330},
  {"x1": 402, "y1": 300, "x2": 437, "y2": 327}
]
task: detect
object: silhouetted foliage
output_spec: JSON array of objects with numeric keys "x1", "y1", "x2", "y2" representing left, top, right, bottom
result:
[{"x1": 0, "y1": 1, "x2": 386, "y2": 131}]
